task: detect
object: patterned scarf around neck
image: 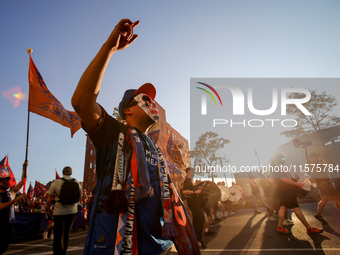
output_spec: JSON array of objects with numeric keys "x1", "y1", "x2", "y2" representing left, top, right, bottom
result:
[{"x1": 103, "y1": 123, "x2": 200, "y2": 255}]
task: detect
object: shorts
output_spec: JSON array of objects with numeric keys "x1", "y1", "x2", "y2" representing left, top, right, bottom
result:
[
  {"x1": 317, "y1": 181, "x2": 338, "y2": 197},
  {"x1": 277, "y1": 189, "x2": 299, "y2": 209}
]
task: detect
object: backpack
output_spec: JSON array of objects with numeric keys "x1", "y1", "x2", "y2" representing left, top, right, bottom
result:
[{"x1": 58, "y1": 178, "x2": 80, "y2": 204}]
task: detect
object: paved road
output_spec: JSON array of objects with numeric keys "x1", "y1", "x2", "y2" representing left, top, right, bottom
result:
[
  {"x1": 5, "y1": 201, "x2": 340, "y2": 255},
  {"x1": 200, "y1": 201, "x2": 340, "y2": 255}
]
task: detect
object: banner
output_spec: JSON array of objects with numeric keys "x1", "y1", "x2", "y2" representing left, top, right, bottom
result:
[
  {"x1": 166, "y1": 160, "x2": 183, "y2": 175},
  {"x1": 166, "y1": 132, "x2": 184, "y2": 166},
  {"x1": 148, "y1": 129, "x2": 160, "y2": 143}
]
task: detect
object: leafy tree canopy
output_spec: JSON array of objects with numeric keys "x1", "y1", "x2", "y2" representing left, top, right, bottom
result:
[
  {"x1": 281, "y1": 89, "x2": 340, "y2": 139},
  {"x1": 191, "y1": 131, "x2": 230, "y2": 166}
]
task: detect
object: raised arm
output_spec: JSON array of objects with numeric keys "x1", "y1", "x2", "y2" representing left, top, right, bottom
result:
[
  {"x1": 72, "y1": 19, "x2": 139, "y2": 129},
  {"x1": 0, "y1": 193, "x2": 26, "y2": 210},
  {"x1": 12, "y1": 160, "x2": 28, "y2": 193}
]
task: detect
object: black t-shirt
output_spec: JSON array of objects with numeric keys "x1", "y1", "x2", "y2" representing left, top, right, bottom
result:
[
  {"x1": 272, "y1": 172, "x2": 297, "y2": 191},
  {"x1": 183, "y1": 178, "x2": 199, "y2": 202},
  {"x1": 82, "y1": 107, "x2": 172, "y2": 254},
  {"x1": 0, "y1": 191, "x2": 10, "y2": 226}
]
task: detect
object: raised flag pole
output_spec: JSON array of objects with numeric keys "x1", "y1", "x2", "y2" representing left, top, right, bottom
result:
[
  {"x1": 23, "y1": 48, "x2": 33, "y2": 192},
  {"x1": 255, "y1": 149, "x2": 263, "y2": 175}
]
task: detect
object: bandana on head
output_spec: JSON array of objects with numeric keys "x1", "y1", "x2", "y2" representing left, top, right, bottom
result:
[{"x1": 134, "y1": 93, "x2": 160, "y2": 122}]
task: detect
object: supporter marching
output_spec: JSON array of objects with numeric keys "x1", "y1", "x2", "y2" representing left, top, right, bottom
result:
[
  {"x1": 0, "y1": 161, "x2": 27, "y2": 254},
  {"x1": 249, "y1": 174, "x2": 269, "y2": 214},
  {"x1": 270, "y1": 152, "x2": 323, "y2": 235},
  {"x1": 47, "y1": 166, "x2": 82, "y2": 255},
  {"x1": 72, "y1": 19, "x2": 200, "y2": 254},
  {"x1": 303, "y1": 147, "x2": 340, "y2": 224},
  {"x1": 182, "y1": 167, "x2": 208, "y2": 249}
]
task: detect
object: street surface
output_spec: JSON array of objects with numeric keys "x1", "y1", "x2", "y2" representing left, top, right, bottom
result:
[{"x1": 5, "y1": 201, "x2": 340, "y2": 255}]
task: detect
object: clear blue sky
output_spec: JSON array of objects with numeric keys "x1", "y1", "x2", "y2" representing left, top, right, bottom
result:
[{"x1": 1, "y1": 1, "x2": 340, "y2": 189}]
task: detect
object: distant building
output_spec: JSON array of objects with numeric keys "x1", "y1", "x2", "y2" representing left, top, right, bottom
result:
[{"x1": 82, "y1": 102, "x2": 190, "y2": 193}]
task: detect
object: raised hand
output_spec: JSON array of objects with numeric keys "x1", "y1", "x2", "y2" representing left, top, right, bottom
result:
[{"x1": 107, "y1": 19, "x2": 140, "y2": 51}]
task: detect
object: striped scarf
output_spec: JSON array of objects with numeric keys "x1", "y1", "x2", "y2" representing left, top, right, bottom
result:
[{"x1": 103, "y1": 123, "x2": 200, "y2": 255}]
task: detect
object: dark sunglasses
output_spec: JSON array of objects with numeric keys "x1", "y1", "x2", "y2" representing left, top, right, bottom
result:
[{"x1": 126, "y1": 100, "x2": 138, "y2": 108}]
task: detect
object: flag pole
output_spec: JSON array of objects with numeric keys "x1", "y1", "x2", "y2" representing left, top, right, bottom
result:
[
  {"x1": 24, "y1": 109, "x2": 30, "y2": 192},
  {"x1": 24, "y1": 48, "x2": 33, "y2": 192},
  {"x1": 255, "y1": 149, "x2": 263, "y2": 174}
]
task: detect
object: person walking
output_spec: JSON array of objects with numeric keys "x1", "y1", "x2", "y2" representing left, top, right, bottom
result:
[
  {"x1": 303, "y1": 147, "x2": 340, "y2": 224},
  {"x1": 249, "y1": 174, "x2": 269, "y2": 214},
  {"x1": 182, "y1": 167, "x2": 207, "y2": 249},
  {"x1": 46, "y1": 166, "x2": 82, "y2": 255}
]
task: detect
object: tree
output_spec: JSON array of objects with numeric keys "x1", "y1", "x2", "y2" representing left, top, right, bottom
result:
[
  {"x1": 281, "y1": 89, "x2": 340, "y2": 143},
  {"x1": 112, "y1": 107, "x2": 123, "y2": 122},
  {"x1": 190, "y1": 131, "x2": 230, "y2": 182}
]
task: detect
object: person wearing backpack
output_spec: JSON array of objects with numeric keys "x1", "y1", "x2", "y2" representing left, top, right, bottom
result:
[{"x1": 47, "y1": 166, "x2": 82, "y2": 255}]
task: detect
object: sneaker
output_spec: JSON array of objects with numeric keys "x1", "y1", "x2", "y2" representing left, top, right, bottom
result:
[
  {"x1": 232, "y1": 210, "x2": 236, "y2": 213},
  {"x1": 314, "y1": 214, "x2": 327, "y2": 224},
  {"x1": 222, "y1": 214, "x2": 229, "y2": 218},
  {"x1": 283, "y1": 219, "x2": 294, "y2": 226},
  {"x1": 50, "y1": 233, "x2": 54, "y2": 240},
  {"x1": 204, "y1": 229, "x2": 215, "y2": 236},
  {"x1": 229, "y1": 212, "x2": 235, "y2": 216},
  {"x1": 276, "y1": 227, "x2": 291, "y2": 234},
  {"x1": 242, "y1": 201, "x2": 246, "y2": 205},
  {"x1": 199, "y1": 241, "x2": 208, "y2": 249},
  {"x1": 307, "y1": 227, "x2": 323, "y2": 234},
  {"x1": 267, "y1": 216, "x2": 278, "y2": 222},
  {"x1": 43, "y1": 231, "x2": 48, "y2": 239},
  {"x1": 254, "y1": 210, "x2": 261, "y2": 214}
]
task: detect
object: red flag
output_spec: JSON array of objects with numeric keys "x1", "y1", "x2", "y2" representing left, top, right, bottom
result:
[
  {"x1": 56, "y1": 169, "x2": 60, "y2": 179},
  {"x1": 28, "y1": 53, "x2": 81, "y2": 137},
  {"x1": 0, "y1": 155, "x2": 17, "y2": 188}
]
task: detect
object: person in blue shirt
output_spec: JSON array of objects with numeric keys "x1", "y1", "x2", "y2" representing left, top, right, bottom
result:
[{"x1": 72, "y1": 19, "x2": 199, "y2": 255}]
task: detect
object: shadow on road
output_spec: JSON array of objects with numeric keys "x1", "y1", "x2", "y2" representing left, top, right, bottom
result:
[
  {"x1": 260, "y1": 217, "x2": 329, "y2": 255},
  {"x1": 323, "y1": 223, "x2": 340, "y2": 238},
  {"x1": 222, "y1": 213, "x2": 266, "y2": 250}
]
